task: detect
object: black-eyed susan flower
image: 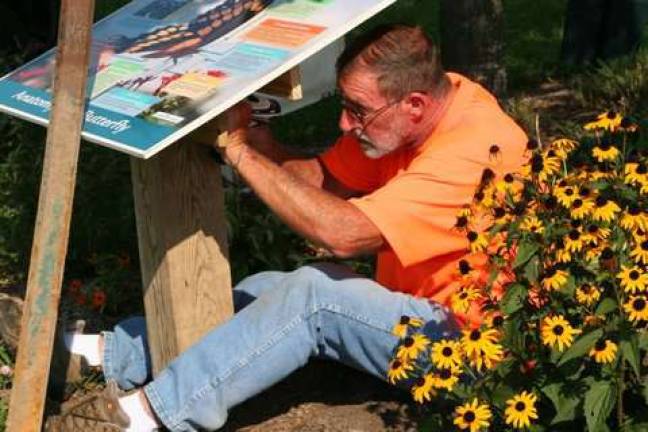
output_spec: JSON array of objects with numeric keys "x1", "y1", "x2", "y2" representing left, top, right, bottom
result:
[
  {"x1": 625, "y1": 162, "x2": 648, "y2": 186},
  {"x1": 431, "y1": 339, "x2": 463, "y2": 369},
  {"x1": 461, "y1": 328, "x2": 500, "y2": 357},
  {"x1": 387, "y1": 358, "x2": 414, "y2": 384},
  {"x1": 392, "y1": 315, "x2": 424, "y2": 338},
  {"x1": 432, "y1": 364, "x2": 462, "y2": 391},
  {"x1": 576, "y1": 283, "x2": 601, "y2": 305},
  {"x1": 592, "y1": 141, "x2": 620, "y2": 162},
  {"x1": 592, "y1": 197, "x2": 621, "y2": 222},
  {"x1": 564, "y1": 229, "x2": 586, "y2": 253},
  {"x1": 591, "y1": 164, "x2": 616, "y2": 181},
  {"x1": 630, "y1": 239, "x2": 648, "y2": 265},
  {"x1": 617, "y1": 265, "x2": 648, "y2": 294},
  {"x1": 583, "y1": 223, "x2": 611, "y2": 242},
  {"x1": 520, "y1": 215, "x2": 544, "y2": 234},
  {"x1": 468, "y1": 345, "x2": 504, "y2": 371},
  {"x1": 569, "y1": 198, "x2": 595, "y2": 219},
  {"x1": 467, "y1": 231, "x2": 488, "y2": 253},
  {"x1": 624, "y1": 295, "x2": 648, "y2": 323},
  {"x1": 620, "y1": 205, "x2": 648, "y2": 232},
  {"x1": 584, "y1": 314, "x2": 606, "y2": 327},
  {"x1": 589, "y1": 339, "x2": 617, "y2": 364},
  {"x1": 491, "y1": 206, "x2": 512, "y2": 225},
  {"x1": 454, "y1": 399, "x2": 492, "y2": 432},
  {"x1": 584, "y1": 110, "x2": 623, "y2": 131},
  {"x1": 495, "y1": 173, "x2": 523, "y2": 196},
  {"x1": 504, "y1": 391, "x2": 538, "y2": 429},
  {"x1": 541, "y1": 315, "x2": 582, "y2": 351},
  {"x1": 411, "y1": 373, "x2": 436, "y2": 403},
  {"x1": 619, "y1": 116, "x2": 639, "y2": 132},
  {"x1": 542, "y1": 268, "x2": 569, "y2": 291},
  {"x1": 551, "y1": 138, "x2": 578, "y2": 159},
  {"x1": 554, "y1": 239, "x2": 572, "y2": 263},
  {"x1": 396, "y1": 333, "x2": 430, "y2": 360},
  {"x1": 451, "y1": 285, "x2": 483, "y2": 314},
  {"x1": 554, "y1": 183, "x2": 578, "y2": 208}
]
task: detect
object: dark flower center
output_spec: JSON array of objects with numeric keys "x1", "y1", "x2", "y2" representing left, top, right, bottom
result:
[
  {"x1": 588, "y1": 225, "x2": 599, "y2": 234},
  {"x1": 545, "y1": 267, "x2": 557, "y2": 277},
  {"x1": 637, "y1": 164, "x2": 647, "y2": 174},
  {"x1": 415, "y1": 377, "x2": 426, "y2": 386},
  {"x1": 527, "y1": 139, "x2": 538, "y2": 151},
  {"x1": 601, "y1": 248, "x2": 614, "y2": 259},
  {"x1": 493, "y1": 316, "x2": 504, "y2": 327},
  {"x1": 565, "y1": 188, "x2": 574, "y2": 196},
  {"x1": 620, "y1": 117, "x2": 632, "y2": 128},
  {"x1": 547, "y1": 150, "x2": 557, "y2": 158},
  {"x1": 599, "y1": 141, "x2": 611, "y2": 151},
  {"x1": 459, "y1": 260, "x2": 471, "y2": 275},
  {"x1": 474, "y1": 191, "x2": 485, "y2": 202},
  {"x1": 553, "y1": 325, "x2": 564, "y2": 335},
  {"x1": 504, "y1": 173, "x2": 514, "y2": 183},
  {"x1": 558, "y1": 180, "x2": 567, "y2": 187},
  {"x1": 571, "y1": 220, "x2": 582, "y2": 229},
  {"x1": 455, "y1": 216, "x2": 468, "y2": 228},
  {"x1": 572, "y1": 199, "x2": 583, "y2": 209},
  {"x1": 531, "y1": 155, "x2": 544, "y2": 173},
  {"x1": 481, "y1": 168, "x2": 495, "y2": 184},
  {"x1": 607, "y1": 111, "x2": 617, "y2": 119},
  {"x1": 595, "y1": 197, "x2": 608, "y2": 207},
  {"x1": 641, "y1": 240, "x2": 648, "y2": 251},
  {"x1": 594, "y1": 340, "x2": 607, "y2": 351},
  {"x1": 629, "y1": 206, "x2": 640, "y2": 216},
  {"x1": 569, "y1": 230, "x2": 581, "y2": 240},
  {"x1": 630, "y1": 270, "x2": 640, "y2": 280},
  {"x1": 581, "y1": 284, "x2": 591, "y2": 294},
  {"x1": 489, "y1": 145, "x2": 500, "y2": 154},
  {"x1": 399, "y1": 316, "x2": 410, "y2": 325},
  {"x1": 442, "y1": 347, "x2": 453, "y2": 357},
  {"x1": 545, "y1": 196, "x2": 558, "y2": 209},
  {"x1": 463, "y1": 411, "x2": 476, "y2": 423},
  {"x1": 403, "y1": 337, "x2": 414, "y2": 347},
  {"x1": 470, "y1": 330, "x2": 481, "y2": 341},
  {"x1": 494, "y1": 207, "x2": 506, "y2": 218},
  {"x1": 391, "y1": 360, "x2": 402, "y2": 369},
  {"x1": 467, "y1": 231, "x2": 478, "y2": 242},
  {"x1": 579, "y1": 187, "x2": 590, "y2": 198},
  {"x1": 440, "y1": 369, "x2": 452, "y2": 379},
  {"x1": 515, "y1": 401, "x2": 526, "y2": 412},
  {"x1": 633, "y1": 298, "x2": 646, "y2": 311},
  {"x1": 459, "y1": 292, "x2": 468, "y2": 299}
]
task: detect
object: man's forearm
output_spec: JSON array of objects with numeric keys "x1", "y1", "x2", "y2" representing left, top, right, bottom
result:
[{"x1": 230, "y1": 144, "x2": 380, "y2": 257}]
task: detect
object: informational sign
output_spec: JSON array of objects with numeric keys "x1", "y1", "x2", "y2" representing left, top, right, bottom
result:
[{"x1": 0, "y1": 0, "x2": 396, "y2": 158}]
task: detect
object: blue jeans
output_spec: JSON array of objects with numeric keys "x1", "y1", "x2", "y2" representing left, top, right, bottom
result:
[{"x1": 102, "y1": 264, "x2": 457, "y2": 431}]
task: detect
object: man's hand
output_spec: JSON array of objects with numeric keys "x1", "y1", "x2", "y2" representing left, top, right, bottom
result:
[{"x1": 217, "y1": 103, "x2": 252, "y2": 167}]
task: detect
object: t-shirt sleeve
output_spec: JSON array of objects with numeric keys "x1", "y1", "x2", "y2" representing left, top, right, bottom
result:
[
  {"x1": 318, "y1": 135, "x2": 382, "y2": 193},
  {"x1": 349, "y1": 152, "x2": 481, "y2": 267}
]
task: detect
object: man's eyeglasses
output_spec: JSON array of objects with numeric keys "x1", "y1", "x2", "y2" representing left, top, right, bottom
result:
[{"x1": 339, "y1": 95, "x2": 402, "y2": 131}]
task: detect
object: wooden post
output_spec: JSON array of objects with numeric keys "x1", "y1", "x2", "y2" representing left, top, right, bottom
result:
[
  {"x1": 7, "y1": 1, "x2": 94, "y2": 431},
  {"x1": 131, "y1": 138, "x2": 233, "y2": 374}
]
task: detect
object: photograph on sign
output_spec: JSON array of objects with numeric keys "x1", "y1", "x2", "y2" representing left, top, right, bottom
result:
[{"x1": 0, "y1": 0, "x2": 395, "y2": 158}]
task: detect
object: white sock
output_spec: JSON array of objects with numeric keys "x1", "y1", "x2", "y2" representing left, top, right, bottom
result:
[
  {"x1": 64, "y1": 333, "x2": 102, "y2": 366},
  {"x1": 118, "y1": 392, "x2": 159, "y2": 432}
]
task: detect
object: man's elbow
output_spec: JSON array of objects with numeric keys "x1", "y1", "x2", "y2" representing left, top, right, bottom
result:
[{"x1": 327, "y1": 237, "x2": 383, "y2": 259}]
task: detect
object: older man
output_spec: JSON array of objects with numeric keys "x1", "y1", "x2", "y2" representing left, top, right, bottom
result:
[{"x1": 57, "y1": 25, "x2": 527, "y2": 431}]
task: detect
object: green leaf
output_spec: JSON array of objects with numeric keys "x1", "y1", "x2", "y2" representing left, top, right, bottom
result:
[
  {"x1": 620, "y1": 334, "x2": 640, "y2": 378},
  {"x1": 523, "y1": 256, "x2": 540, "y2": 284},
  {"x1": 542, "y1": 382, "x2": 582, "y2": 424},
  {"x1": 595, "y1": 298, "x2": 618, "y2": 315},
  {"x1": 558, "y1": 329, "x2": 604, "y2": 367},
  {"x1": 513, "y1": 241, "x2": 539, "y2": 269},
  {"x1": 501, "y1": 283, "x2": 528, "y2": 314},
  {"x1": 584, "y1": 381, "x2": 616, "y2": 432}
]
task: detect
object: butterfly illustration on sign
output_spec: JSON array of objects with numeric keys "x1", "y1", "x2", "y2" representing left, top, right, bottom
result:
[{"x1": 115, "y1": 0, "x2": 274, "y2": 60}]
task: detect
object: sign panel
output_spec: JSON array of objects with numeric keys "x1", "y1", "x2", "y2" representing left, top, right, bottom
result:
[{"x1": 0, "y1": 0, "x2": 395, "y2": 158}]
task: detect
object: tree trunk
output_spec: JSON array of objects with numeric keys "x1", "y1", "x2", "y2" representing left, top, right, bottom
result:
[{"x1": 440, "y1": 0, "x2": 507, "y2": 98}]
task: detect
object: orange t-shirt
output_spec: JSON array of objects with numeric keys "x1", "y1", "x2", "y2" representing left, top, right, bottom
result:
[{"x1": 319, "y1": 73, "x2": 528, "y2": 325}]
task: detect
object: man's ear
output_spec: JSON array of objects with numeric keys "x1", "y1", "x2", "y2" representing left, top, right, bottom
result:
[{"x1": 403, "y1": 92, "x2": 428, "y2": 122}]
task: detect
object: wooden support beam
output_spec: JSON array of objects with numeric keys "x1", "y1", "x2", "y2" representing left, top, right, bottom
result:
[
  {"x1": 131, "y1": 139, "x2": 233, "y2": 374},
  {"x1": 7, "y1": 1, "x2": 95, "y2": 431},
  {"x1": 259, "y1": 66, "x2": 303, "y2": 100}
]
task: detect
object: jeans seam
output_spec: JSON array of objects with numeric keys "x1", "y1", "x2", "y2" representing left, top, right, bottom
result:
[
  {"x1": 101, "y1": 331, "x2": 115, "y2": 381},
  {"x1": 171, "y1": 304, "x2": 319, "y2": 425}
]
